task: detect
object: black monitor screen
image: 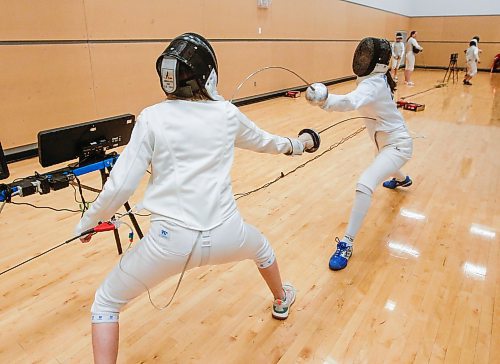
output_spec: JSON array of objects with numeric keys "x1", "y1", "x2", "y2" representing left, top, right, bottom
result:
[
  {"x1": 38, "y1": 114, "x2": 135, "y2": 167},
  {"x1": 0, "y1": 142, "x2": 9, "y2": 180}
]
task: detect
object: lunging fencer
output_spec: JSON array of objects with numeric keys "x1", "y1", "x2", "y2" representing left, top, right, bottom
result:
[
  {"x1": 305, "y1": 37, "x2": 413, "y2": 271},
  {"x1": 74, "y1": 33, "x2": 320, "y2": 363}
]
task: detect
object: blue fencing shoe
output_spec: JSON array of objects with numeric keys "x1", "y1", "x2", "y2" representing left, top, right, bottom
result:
[
  {"x1": 329, "y1": 238, "x2": 353, "y2": 271},
  {"x1": 382, "y1": 176, "x2": 412, "y2": 189}
]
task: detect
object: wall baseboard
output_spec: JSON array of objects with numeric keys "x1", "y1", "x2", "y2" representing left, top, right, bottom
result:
[
  {"x1": 233, "y1": 75, "x2": 356, "y2": 107},
  {"x1": 415, "y1": 65, "x2": 492, "y2": 72}
]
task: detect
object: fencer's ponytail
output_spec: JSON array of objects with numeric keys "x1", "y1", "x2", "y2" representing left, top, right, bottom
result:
[
  {"x1": 407, "y1": 31, "x2": 416, "y2": 42},
  {"x1": 385, "y1": 71, "x2": 397, "y2": 94}
]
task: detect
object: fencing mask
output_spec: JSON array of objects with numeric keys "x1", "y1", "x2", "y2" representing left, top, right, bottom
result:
[
  {"x1": 155, "y1": 33, "x2": 223, "y2": 100},
  {"x1": 352, "y1": 37, "x2": 392, "y2": 77}
]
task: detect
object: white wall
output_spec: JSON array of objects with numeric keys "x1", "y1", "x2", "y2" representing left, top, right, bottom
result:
[
  {"x1": 344, "y1": 0, "x2": 500, "y2": 16},
  {"x1": 410, "y1": 0, "x2": 500, "y2": 16},
  {"x1": 341, "y1": 0, "x2": 411, "y2": 16}
]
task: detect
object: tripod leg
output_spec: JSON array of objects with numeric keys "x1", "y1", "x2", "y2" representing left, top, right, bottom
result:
[
  {"x1": 124, "y1": 201, "x2": 144, "y2": 239},
  {"x1": 113, "y1": 227, "x2": 123, "y2": 255},
  {"x1": 101, "y1": 165, "x2": 144, "y2": 251},
  {"x1": 443, "y1": 61, "x2": 451, "y2": 83},
  {"x1": 447, "y1": 61, "x2": 453, "y2": 83}
]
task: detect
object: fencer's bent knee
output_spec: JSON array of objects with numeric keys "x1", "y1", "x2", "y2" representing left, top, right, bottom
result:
[
  {"x1": 91, "y1": 285, "x2": 125, "y2": 319},
  {"x1": 255, "y1": 236, "x2": 275, "y2": 269},
  {"x1": 356, "y1": 183, "x2": 373, "y2": 195},
  {"x1": 356, "y1": 183, "x2": 373, "y2": 196},
  {"x1": 244, "y1": 224, "x2": 275, "y2": 269}
]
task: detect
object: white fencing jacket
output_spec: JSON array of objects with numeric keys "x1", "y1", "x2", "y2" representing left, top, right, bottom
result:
[
  {"x1": 392, "y1": 41, "x2": 405, "y2": 58},
  {"x1": 75, "y1": 100, "x2": 295, "y2": 234},
  {"x1": 321, "y1": 74, "x2": 408, "y2": 140},
  {"x1": 406, "y1": 37, "x2": 423, "y2": 55},
  {"x1": 466, "y1": 45, "x2": 479, "y2": 63}
]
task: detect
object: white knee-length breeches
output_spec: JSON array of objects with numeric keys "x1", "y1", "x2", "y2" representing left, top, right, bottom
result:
[
  {"x1": 467, "y1": 60, "x2": 477, "y2": 77},
  {"x1": 358, "y1": 130, "x2": 413, "y2": 193},
  {"x1": 91, "y1": 211, "x2": 275, "y2": 322},
  {"x1": 391, "y1": 57, "x2": 402, "y2": 70}
]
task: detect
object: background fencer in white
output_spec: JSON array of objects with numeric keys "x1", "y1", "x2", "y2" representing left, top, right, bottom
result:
[
  {"x1": 470, "y1": 35, "x2": 481, "y2": 49},
  {"x1": 76, "y1": 33, "x2": 317, "y2": 364},
  {"x1": 404, "y1": 31, "x2": 423, "y2": 86},
  {"x1": 391, "y1": 33, "x2": 404, "y2": 80},
  {"x1": 464, "y1": 40, "x2": 480, "y2": 85},
  {"x1": 306, "y1": 37, "x2": 413, "y2": 271}
]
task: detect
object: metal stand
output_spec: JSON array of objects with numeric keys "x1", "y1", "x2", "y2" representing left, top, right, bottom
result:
[
  {"x1": 443, "y1": 53, "x2": 459, "y2": 84},
  {"x1": 72, "y1": 152, "x2": 144, "y2": 255},
  {"x1": 99, "y1": 168, "x2": 143, "y2": 254}
]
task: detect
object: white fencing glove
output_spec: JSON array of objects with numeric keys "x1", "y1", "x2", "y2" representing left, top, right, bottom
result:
[
  {"x1": 284, "y1": 138, "x2": 305, "y2": 156},
  {"x1": 298, "y1": 132, "x2": 313, "y2": 151},
  {"x1": 305, "y1": 83, "x2": 328, "y2": 107},
  {"x1": 284, "y1": 129, "x2": 321, "y2": 156},
  {"x1": 298, "y1": 129, "x2": 321, "y2": 152}
]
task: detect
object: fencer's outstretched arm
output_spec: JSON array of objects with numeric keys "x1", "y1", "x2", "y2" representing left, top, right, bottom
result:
[
  {"x1": 75, "y1": 114, "x2": 153, "y2": 235},
  {"x1": 233, "y1": 106, "x2": 304, "y2": 155},
  {"x1": 320, "y1": 81, "x2": 376, "y2": 112}
]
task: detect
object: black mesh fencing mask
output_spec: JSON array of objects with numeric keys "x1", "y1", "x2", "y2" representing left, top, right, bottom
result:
[{"x1": 352, "y1": 37, "x2": 392, "y2": 77}]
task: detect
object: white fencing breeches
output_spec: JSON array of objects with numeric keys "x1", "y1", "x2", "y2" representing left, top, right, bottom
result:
[
  {"x1": 467, "y1": 60, "x2": 478, "y2": 77},
  {"x1": 358, "y1": 130, "x2": 413, "y2": 193},
  {"x1": 391, "y1": 56, "x2": 402, "y2": 70},
  {"x1": 91, "y1": 211, "x2": 275, "y2": 322},
  {"x1": 343, "y1": 130, "x2": 412, "y2": 242}
]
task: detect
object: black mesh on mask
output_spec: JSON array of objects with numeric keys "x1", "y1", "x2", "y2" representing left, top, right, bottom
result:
[{"x1": 352, "y1": 37, "x2": 392, "y2": 77}]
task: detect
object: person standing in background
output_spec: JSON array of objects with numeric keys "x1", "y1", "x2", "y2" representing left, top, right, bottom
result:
[
  {"x1": 471, "y1": 35, "x2": 480, "y2": 48},
  {"x1": 404, "y1": 31, "x2": 423, "y2": 86},
  {"x1": 470, "y1": 35, "x2": 482, "y2": 57},
  {"x1": 464, "y1": 40, "x2": 480, "y2": 85},
  {"x1": 391, "y1": 32, "x2": 405, "y2": 81}
]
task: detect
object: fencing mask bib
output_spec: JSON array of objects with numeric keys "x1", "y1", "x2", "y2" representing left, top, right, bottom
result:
[
  {"x1": 156, "y1": 33, "x2": 223, "y2": 100},
  {"x1": 352, "y1": 37, "x2": 392, "y2": 77}
]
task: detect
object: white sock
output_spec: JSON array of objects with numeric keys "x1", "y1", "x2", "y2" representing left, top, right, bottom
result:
[
  {"x1": 342, "y1": 234, "x2": 354, "y2": 245},
  {"x1": 343, "y1": 190, "x2": 372, "y2": 244}
]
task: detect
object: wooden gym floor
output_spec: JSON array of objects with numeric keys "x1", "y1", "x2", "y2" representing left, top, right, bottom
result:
[{"x1": 0, "y1": 70, "x2": 498, "y2": 363}]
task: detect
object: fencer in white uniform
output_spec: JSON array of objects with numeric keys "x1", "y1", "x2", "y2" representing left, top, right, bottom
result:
[
  {"x1": 464, "y1": 40, "x2": 480, "y2": 85},
  {"x1": 305, "y1": 37, "x2": 413, "y2": 271},
  {"x1": 404, "y1": 31, "x2": 423, "y2": 86},
  {"x1": 470, "y1": 35, "x2": 480, "y2": 48},
  {"x1": 391, "y1": 32, "x2": 405, "y2": 80},
  {"x1": 76, "y1": 33, "x2": 320, "y2": 363}
]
